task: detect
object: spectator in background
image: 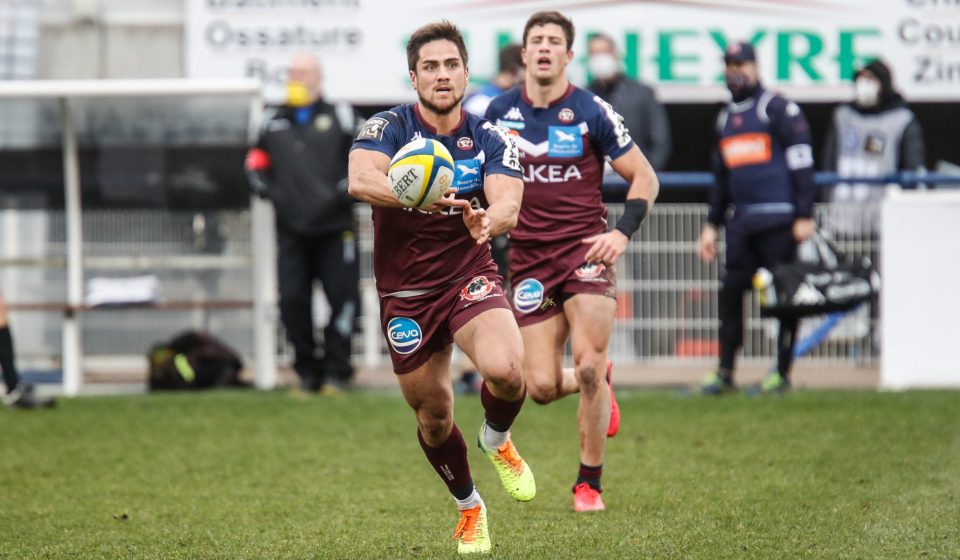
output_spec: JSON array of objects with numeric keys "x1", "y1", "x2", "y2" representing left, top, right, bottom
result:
[
  {"x1": 698, "y1": 41, "x2": 816, "y2": 395},
  {"x1": 1, "y1": 292, "x2": 55, "y2": 409},
  {"x1": 587, "y1": 33, "x2": 672, "y2": 171},
  {"x1": 822, "y1": 58, "x2": 926, "y2": 237},
  {"x1": 463, "y1": 44, "x2": 524, "y2": 118},
  {"x1": 245, "y1": 54, "x2": 360, "y2": 393}
]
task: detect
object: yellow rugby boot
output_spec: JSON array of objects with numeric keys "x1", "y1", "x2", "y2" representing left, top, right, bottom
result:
[{"x1": 452, "y1": 503, "x2": 491, "y2": 554}]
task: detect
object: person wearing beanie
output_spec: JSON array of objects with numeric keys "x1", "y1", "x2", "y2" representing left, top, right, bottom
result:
[
  {"x1": 698, "y1": 41, "x2": 817, "y2": 395},
  {"x1": 822, "y1": 58, "x2": 926, "y2": 237}
]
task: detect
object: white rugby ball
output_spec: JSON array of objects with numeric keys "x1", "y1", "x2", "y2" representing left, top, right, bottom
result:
[{"x1": 388, "y1": 138, "x2": 456, "y2": 208}]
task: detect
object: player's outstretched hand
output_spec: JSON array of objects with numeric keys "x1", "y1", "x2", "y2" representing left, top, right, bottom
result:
[
  {"x1": 582, "y1": 230, "x2": 628, "y2": 265},
  {"x1": 422, "y1": 190, "x2": 469, "y2": 213},
  {"x1": 463, "y1": 205, "x2": 491, "y2": 245}
]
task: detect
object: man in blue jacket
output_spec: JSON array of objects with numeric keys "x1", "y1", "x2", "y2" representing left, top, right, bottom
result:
[{"x1": 698, "y1": 42, "x2": 816, "y2": 395}]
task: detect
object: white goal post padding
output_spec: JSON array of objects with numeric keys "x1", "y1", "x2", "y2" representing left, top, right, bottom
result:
[
  {"x1": 0, "y1": 79, "x2": 276, "y2": 395},
  {"x1": 881, "y1": 189, "x2": 960, "y2": 389}
]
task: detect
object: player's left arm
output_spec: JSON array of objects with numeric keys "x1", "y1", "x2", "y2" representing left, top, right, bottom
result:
[
  {"x1": 583, "y1": 145, "x2": 660, "y2": 265},
  {"x1": 480, "y1": 172, "x2": 523, "y2": 244},
  {"x1": 770, "y1": 96, "x2": 816, "y2": 242},
  {"x1": 473, "y1": 121, "x2": 524, "y2": 245}
]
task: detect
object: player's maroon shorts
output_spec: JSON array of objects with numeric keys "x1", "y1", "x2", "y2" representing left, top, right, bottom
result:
[
  {"x1": 509, "y1": 237, "x2": 617, "y2": 327},
  {"x1": 379, "y1": 262, "x2": 511, "y2": 374}
]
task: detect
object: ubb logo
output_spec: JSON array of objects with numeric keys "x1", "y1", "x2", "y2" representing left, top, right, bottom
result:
[
  {"x1": 387, "y1": 317, "x2": 422, "y2": 355},
  {"x1": 513, "y1": 278, "x2": 544, "y2": 314}
]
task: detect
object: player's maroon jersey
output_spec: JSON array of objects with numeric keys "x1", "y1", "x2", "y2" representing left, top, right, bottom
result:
[
  {"x1": 485, "y1": 85, "x2": 633, "y2": 245},
  {"x1": 351, "y1": 104, "x2": 521, "y2": 296}
]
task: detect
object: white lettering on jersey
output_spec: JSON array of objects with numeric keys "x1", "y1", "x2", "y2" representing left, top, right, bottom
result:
[
  {"x1": 523, "y1": 164, "x2": 583, "y2": 183},
  {"x1": 592, "y1": 95, "x2": 632, "y2": 148},
  {"x1": 482, "y1": 122, "x2": 521, "y2": 172}
]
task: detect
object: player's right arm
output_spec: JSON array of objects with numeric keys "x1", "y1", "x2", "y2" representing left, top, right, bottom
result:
[
  {"x1": 347, "y1": 149, "x2": 406, "y2": 208},
  {"x1": 701, "y1": 111, "x2": 730, "y2": 262}
]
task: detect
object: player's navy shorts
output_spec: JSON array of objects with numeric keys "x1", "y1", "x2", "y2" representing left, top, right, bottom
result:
[
  {"x1": 509, "y1": 237, "x2": 617, "y2": 327},
  {"x1": 379, "y1": 262, "x2": 510, "y2": 374}
]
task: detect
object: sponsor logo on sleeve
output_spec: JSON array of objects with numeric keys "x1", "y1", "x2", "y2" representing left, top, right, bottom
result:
[
  {"x1": 513, "y1": 278, "x2": 545, "y2": 314},
  {"x1": 453, "y1": 159, "x2": 483, "y2": 193},
  {"x1": 460, "y1": 276, "x2": 495, "y2": 302},
  {"x1": 548, "y1": 126, "x2": 584, "y2": 157},
  {"x1": 386, "y1": 317, "x2": 422, "y2": 355},
  {"x1": 357, "y1": 117, "x2": 389, "y2": 141}
]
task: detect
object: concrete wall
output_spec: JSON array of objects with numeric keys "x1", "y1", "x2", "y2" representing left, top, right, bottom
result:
[{"x1": 37, "y1": 0, "x2": 183, "y2": 79}]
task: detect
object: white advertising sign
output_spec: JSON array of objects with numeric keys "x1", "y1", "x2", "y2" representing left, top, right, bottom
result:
[{"x1": 185, "y1": 0, "x2": 960, "y2": 104}]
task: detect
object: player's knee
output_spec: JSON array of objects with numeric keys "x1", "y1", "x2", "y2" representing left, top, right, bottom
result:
[
  {"x1": 575, "y1": 359, "x2": 604, "y2": 395},
  {"x1": 416, "y1": 408, "x2": 453, "y2": 441},
  {"x1": 481, "y1": 359, "x2": 523, "y2": 394},
  {"x1": 527, "y1": 376, "x2": 560, "y2": 404}
]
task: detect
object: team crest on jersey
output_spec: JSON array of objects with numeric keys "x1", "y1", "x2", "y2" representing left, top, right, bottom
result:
[
  {"x1": 313, "y1": 114, "x2": 333, "y2": 132},
  {"x1": 575, "y1": 262, "x2": 608, "y2": 282},
  {"x1": 460, "y1": 276, "x2": 495, "y2": 302},
  {"x1": 357, "y1": 117, "x2": 389, "y2": 140},
  {"x1": 457, "y1": 137, "x2": 474, "y2": 150},
  {"x1": 386, "y1": 317, "x2": 422, "y2": 355},
  {"x1": 548, "y1": 126, "x2": 584, "y2": 157},
  {"x1": 513, "y1": 278, "x2": 544, "y2": 314},
  {"x1": 558, "y1": 108, "x2": 575, "y2": 123}
]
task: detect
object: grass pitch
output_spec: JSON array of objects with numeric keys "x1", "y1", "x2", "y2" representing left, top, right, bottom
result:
[{"x1": 2, "y1": 387, "x2": 958, "y2": 559}]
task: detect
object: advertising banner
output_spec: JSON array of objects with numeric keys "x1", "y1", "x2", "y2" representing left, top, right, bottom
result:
[{"x1": 185, "y1": 0, "x2": 960, "y2": 103}]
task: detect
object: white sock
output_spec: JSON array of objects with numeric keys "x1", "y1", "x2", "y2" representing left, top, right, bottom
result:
[
  {"x1": 455, "y1": 488, "x2": 483, "y2": 510},
  {"x1": 481, "y1": 420, "x2": 509, "y2": 450}
]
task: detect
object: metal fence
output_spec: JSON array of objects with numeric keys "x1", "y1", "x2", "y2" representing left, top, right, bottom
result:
[{"x1": 1, "y1": 202, "x2": 878, "y2": 380}]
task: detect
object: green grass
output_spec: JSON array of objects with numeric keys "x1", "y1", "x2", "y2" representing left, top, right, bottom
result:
[{"x1": 2, "y1": 388, "x2": 959, "y2": 559}]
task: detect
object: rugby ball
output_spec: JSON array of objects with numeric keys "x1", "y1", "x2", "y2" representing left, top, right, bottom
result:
[{"x1": 388, "y1": 138, "x2": 456, "y2": 208}]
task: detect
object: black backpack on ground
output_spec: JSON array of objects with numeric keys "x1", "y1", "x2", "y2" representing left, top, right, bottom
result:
[{"x1": 148, "y1": 331, "x2": 248, "y2": 391}]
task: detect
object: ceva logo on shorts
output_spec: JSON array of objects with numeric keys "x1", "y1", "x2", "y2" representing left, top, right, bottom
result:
[
  {"x1": 513, "y1": 278, "x2": 544, "y2": 314},
  {"x1": 387, "y1": 317, "x2": 422, "y2": 355}
]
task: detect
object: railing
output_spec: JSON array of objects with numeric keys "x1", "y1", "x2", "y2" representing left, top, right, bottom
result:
[{"x1": 4, "y1": 171, "x2": 957, "y2": 389}]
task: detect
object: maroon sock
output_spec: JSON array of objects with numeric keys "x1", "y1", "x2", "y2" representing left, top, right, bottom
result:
[
  {"x1": 575, "y1": 463, "x2": 603, "y2": 492},
  {"x1": 417, "y1": 423, "x2": 474, "y2": 500},
  {"x1": 480, "y1": 381, "x2": 526, "y2": 432}
]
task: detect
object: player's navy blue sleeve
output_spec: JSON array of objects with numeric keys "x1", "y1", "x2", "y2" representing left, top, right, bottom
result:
[
  {"x1": 708, "y1": 111, "x2": 730, "y2": 227},
  {"x1": 589, "y1": 95, "x2": 635, "y2": 161},
  {"x1": 350, "y1": 110, "x2": 404, "y2": 158},
  {"x1": 767, "y1": 97, "x2": 816, "y2": 219},
  {"x1": 478, "y1": 121, "x2": 522, "y2": 178}
]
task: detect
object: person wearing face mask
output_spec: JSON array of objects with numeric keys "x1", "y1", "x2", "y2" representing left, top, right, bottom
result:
[
  {"x1": 698, "y1": 41, "x2": 817, "y2": 395},
  {"x1": 586, "y1": 33, "x2": 672, "y2": 171},
  {"x1": 822, "y1": 59, "x2": 926, "y2": 237},
  {"x1": 245, "y1": 53, "x2": 362, "y2": 393},
  {"x1": 464, "y1": 44, "x2": 524, "y2": 119}
]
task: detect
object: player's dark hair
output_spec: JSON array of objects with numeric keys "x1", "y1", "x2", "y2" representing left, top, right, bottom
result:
[
  {"x1": 522, "y1": 11, "x2": 575, "y2": 51},
  {"x1": 498, "y1": 44, "x2": 524, "y2": 74},
  {"x1": 407, "y1": 21, "x2": 469, "y2": 72}
]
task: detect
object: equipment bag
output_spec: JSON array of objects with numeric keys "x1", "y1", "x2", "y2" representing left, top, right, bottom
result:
[
  {"x1": 754, "y1": 232, "x2": 879, "y2": 320},
  {"x1": 148, "y1": 331, "x2": 248, "y2": 390}
]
